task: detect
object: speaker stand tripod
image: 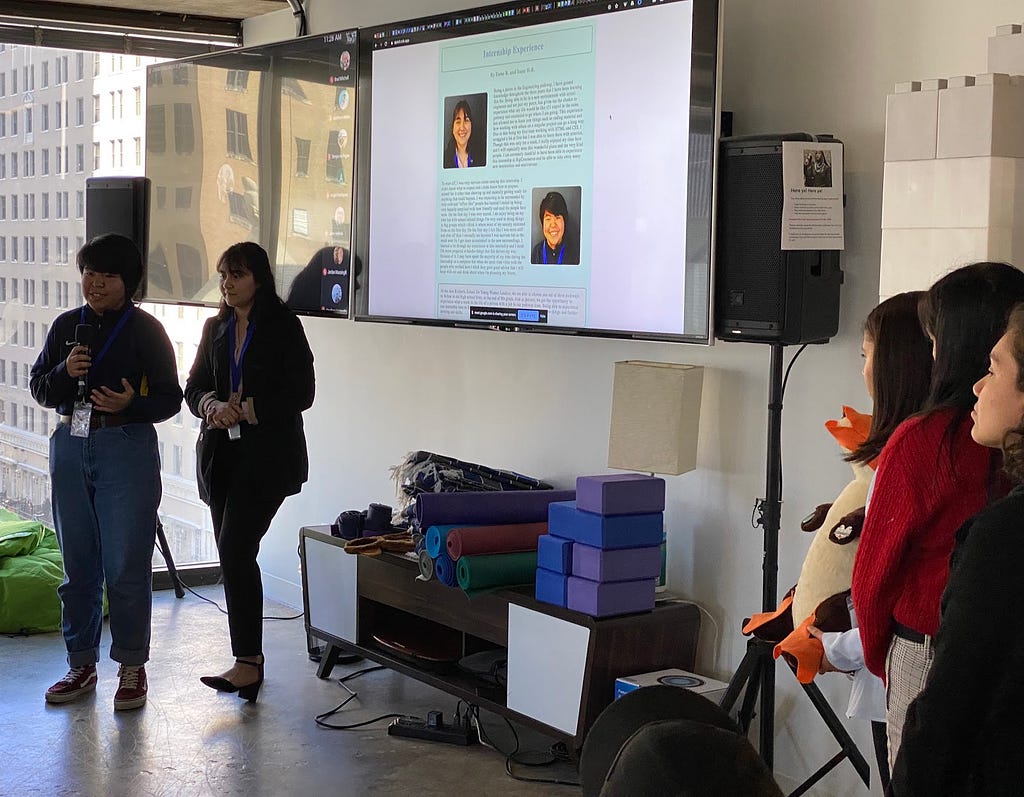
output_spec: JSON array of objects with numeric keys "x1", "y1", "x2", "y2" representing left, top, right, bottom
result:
[
  {"x1": 155, "y1": 520, "x2": 184, "y2": 599},
  {"x1": 718, "y1": 343, "x2": 870, "y2": 796}
]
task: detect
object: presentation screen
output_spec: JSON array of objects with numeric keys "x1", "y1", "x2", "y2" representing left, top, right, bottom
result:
[
  {"x1": 355, "y1": 0, "x2": 720, "y2": 342},
  {"x1": 145, "y1": 30, "x2": 358, "y2": 317}
]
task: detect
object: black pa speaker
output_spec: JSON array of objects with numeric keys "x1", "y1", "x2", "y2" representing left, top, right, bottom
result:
[
  {"x1": 714, "y1": 134, "x2": 843, "y2": 344},
  {"x1": 85, "y1": 176, "x2": 151, "y2": 299}
]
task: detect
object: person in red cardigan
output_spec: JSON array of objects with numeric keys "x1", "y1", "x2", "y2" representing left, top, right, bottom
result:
[
  {"x1": 851, "y1": 262, "x2": 1024, "y2": 769},
  {"x1": 889, "y1": 302, "x2": 1024, "y2": 796}
]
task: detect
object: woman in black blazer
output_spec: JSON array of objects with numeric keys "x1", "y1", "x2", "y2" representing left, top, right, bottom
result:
[{"x1": 185, "y1": 242, "x2": 315, "y2": 702}]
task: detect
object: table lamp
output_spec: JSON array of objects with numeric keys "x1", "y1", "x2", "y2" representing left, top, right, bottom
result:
[{"x1": 607, "y1": 361, "x2": 704, "y2": 476}]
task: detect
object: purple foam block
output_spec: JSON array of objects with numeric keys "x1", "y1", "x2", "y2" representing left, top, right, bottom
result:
[
  {"x1": 537, "y1": 534, "x2": 573, "y2": 574},
  {"x1": 535, "y1": 567, "x2": 569, "y2": 607},
  {"x1": 572, "y1": 543, "x2": 661, "y2": 583},
  {"x1": 575, "y1": 474, "x2": 666, "y2": 516},
  {"x1": 567, "y1": 576, "x2": 656, "y2": 617},
  {"x1": 548, "y1": 501, "x2": 663, "y2": 550}
]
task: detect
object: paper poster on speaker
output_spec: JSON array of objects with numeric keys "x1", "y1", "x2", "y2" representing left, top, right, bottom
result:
[{"x1": 781, "y1": 141, "x2": 845, "y2": 251}]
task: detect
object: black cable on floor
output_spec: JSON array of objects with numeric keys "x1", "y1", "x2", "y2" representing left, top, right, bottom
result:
[
  {"x1": 314, "y1": 664, "x2": 419, "y2": 730},
  {"x1": 469, "y1": 704, "x2": 580, "y2": 787},
  {"x1": 178, "y1": 580, "x2": 303, "y2": 620}
]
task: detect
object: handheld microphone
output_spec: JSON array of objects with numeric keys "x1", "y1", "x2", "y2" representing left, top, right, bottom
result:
[{"x1": 74, "y1": 324, "x2": 95, "y2": 399}]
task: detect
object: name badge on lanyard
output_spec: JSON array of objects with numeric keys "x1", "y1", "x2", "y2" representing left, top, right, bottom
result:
[{"x1": 70, "y1": 306, "x2": 134, "y2": 438}]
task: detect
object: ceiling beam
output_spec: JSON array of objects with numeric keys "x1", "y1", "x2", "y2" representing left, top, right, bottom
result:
[{"x1": 0, "y1": 1, "x2": 242, "y2": 39}]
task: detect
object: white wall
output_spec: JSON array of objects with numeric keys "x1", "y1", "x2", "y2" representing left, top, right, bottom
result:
[{"x1": 245, "y1": 2, "x2": 1023, "y2": 793}]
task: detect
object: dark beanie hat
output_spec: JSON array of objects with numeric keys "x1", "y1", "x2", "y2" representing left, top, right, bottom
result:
[{"x1": 77, "y1": 233, "x2": 144, "y2": 299}]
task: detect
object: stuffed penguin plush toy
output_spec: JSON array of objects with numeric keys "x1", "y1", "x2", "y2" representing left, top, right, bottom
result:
[{"x1": 742, "y1": 407, "x2": 875, "y2": 682}]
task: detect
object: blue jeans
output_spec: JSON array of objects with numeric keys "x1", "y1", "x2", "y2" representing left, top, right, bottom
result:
[{"x1": 50, "y1": 422, "x2": 161, "y2": 667}]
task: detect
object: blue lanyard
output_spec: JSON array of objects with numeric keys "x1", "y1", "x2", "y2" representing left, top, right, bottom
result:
[
  {"x1": 228, "y1": 314, "x2": 255, "y2": 393},
  {"x1": 542, "y1": 243, "x2": 565, "y2": 265},
  {"x1": 79, "y1": 304, "x2": 134, "y2": 369},
  {"x1": 454, "y1": 151, "x2": 472, "y2": 168}
]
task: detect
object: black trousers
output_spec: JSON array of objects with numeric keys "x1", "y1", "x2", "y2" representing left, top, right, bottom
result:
[
  {"x1": 209, "y1": 461, "x2": 284, "y2": 658},
  {"x1": 872, "y1": 719, "x2": 891, "y2": 792}
]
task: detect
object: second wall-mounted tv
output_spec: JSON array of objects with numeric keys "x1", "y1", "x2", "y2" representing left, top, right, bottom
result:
[
  {"x1": 144, "y1": 29, "x2": 358, "y2": 317},
  {"x1": 355, "y1": 0, "x2": 720, "y2": 343}
]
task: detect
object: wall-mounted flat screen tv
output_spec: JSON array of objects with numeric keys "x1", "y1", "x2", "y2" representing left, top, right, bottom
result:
[
  {"x1": 144, "y1": 29, "x2": 358, "y2": 317},
  {"x1": 355, "y1": 0, "x2": 720, "y2": 342}
]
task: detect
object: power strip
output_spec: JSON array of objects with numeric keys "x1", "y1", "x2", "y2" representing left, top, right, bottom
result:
[{"x1": 388, "y1": 711, "x2": 478, "y2": 746}]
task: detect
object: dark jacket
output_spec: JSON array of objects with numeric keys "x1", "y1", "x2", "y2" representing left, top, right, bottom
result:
[
  {"x1": 184, "y1": 302, "x2": 314, "y2": 504},
  {"x1": 889, "y1": 485, "x2": 1024, "y2": 797},
  {"x1": 30, "y1": 303, "x2": 182, "y2": 422}
]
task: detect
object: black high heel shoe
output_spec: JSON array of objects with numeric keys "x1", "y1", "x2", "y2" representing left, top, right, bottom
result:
[{"x1": 200, "y1": 657, "x2": 264, "y2": 703}]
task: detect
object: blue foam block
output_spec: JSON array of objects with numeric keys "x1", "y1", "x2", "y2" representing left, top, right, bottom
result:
[
  {"x1": 535, "y1": 567, "x2": 569, "y2": 607},
  {"x1": 548, "y1": 501, "x2": 663, "y2": 550},
  {"x1": 536, "y1": 534, "x2": 573, "y2": 574}
]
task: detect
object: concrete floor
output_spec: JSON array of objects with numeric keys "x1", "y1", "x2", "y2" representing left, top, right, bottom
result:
[{"x1": 0, "y1": 586, "x2": 579, "y2": 796}]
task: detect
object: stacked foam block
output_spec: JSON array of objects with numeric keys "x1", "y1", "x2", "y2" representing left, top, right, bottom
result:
[
  {"x1": 535, "y1": 474, "x2": 664, "y2": 617},
  {"x1": 880, "y1": 23, "x2": 1024, "y2": 302}
]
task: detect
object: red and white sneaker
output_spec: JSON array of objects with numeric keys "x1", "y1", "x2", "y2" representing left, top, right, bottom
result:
[
  {"x1": 113, "y1": 664, "x2": 148, "y2": 711},
  {"x1": 45, "y1": 664, "x2": 98, "y2": 704}
]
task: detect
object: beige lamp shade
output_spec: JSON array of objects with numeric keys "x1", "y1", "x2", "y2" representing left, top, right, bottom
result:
[{"x1": 607, "y1": 361, "x2": 704, "y2": 476}]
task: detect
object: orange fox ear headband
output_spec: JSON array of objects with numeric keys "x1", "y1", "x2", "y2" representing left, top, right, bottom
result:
[{"x1": 824, "y1": 406, "x2": 873, "y2": 464}]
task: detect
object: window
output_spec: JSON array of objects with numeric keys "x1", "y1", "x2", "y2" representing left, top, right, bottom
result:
[
  {"x1": 0, "y1": 113, "x2": 4, "y2": 137},
  {"x1": 0, "y1": 156, "x2": 4, "y2": 179},
  {"x1": 41, "y1": 192, "x2": 48, "y2": 219},
  {"x1": 147, "y1": 105, "x2": 166, "y2": 153},
  {"x1": 0, "y1": 237, "x2": 5, "y2": 260},
  {"x1": 92, "y1": 142, "x2": 100, "y2": 170},
  {"x1": 76, "y1": 191, "x2": 84, "y2": 218},
  {"x1": 11, "y1": 364, "x2": 18, "y2": 387},
  {"x1": 64, "y1": 146, "x2": 69, "y2": 173},
  {"x1": 76, "y1": 52, "x2": 84, "y2": 81},
  {"x1": 134, "y1": 137, "x2": 142, "y2": 167},
  {"x1": 10, "y1": 153, "x2": 16, "y2": 178},
  {"x1": 11, "y1": 110, "x2": 17, "y2": 136},
  {"x1": 54, "y1": 101, "x2": 61, "y2": 129},
  {"x1": 41, "y1": 104, "x2": 48, "y2": 131},
  {"x1": 173, "y1": 445, "x2": 183, "y2": 475},
  {"x1": 0, "y1": 196, "x2": 4, "y2": 219},
  {"x1": 92, "y1": 53, "x2": 100, "y2": 77},
  {"x1": 10, "y1": 403, "x2": 17, "y2": 428},
  {"x1": 41, "y1": 238, "x2": 48, "y2": 263},
  {"x1": 295, "y1": 138, "x2": 311, "y2": 177},
  {"x1": 225, "y1": 110, "x2": 252, "y2": 159},
  {"x1": 156, "y1": 186, "x2": 166, "y2": 209},
  {"x1": 62, "y1": 56, "x2": 69, "y2": 84},
  {"x1": 225, "y1": 70, "x2": 249, "y2": 91},
  {"x1": 11, "y1": 236, "x2": 17, "y2": 262},
  {"x1": 92, "y1": 94, "x2": 100, "y2": 123},
  {"x1": 41, "y1": 281, "x2": 48, "y2": 306},
  {"x1": 173, "y1": 103, "x2": 195, "y2": 154},
  {"x1": 117, "y1": 139, "x2": 123, "y2": 167},
  {"x1": 10, "y1": 277, "x2": 16, "y2": 299},
  {"x1": 109, "y1": 91, "x2": 115, "y2": 119},
  {"x1": 0, "y1": 74, "x2": 5, "y2": 96},
  {"x1": 117, "y1": 90, "x2": 123, "y2": 119},
  {"x1": 23, "y1": 150, "x2": 34, "y2": 177},
  {"x1": 175, "y1": 187, "x2": 192, "y2": 209},
  {"x1": 40, "y1": 148, "x2": 48, "y2": 176},
  {"x1": 0, "y1": 361, "x2": 4, "y2": 383},
  {"x1": 134, "y1": 87, "x2": 141, "y2": 116},
  {"x1": 11, "y1": 70, "x2": 16, "y2": 94},
  {"x1": 54, "y1": 147, "x2": 60, "y2": 174},
  {"x1": 10, "y1": 194, "x2": 17, "y2": 219},
  {"x1": 76, "y1": 97, "x2": 84, "y2": 126},
  {"x1": 172, "y1": 65, "x2": 190, "y2": 85},
  {"x1": 24, "y1": 107, "x2": 32, "y2": 134},
  {"x1": 228, "y1": 193, "x2": 255, "y2": 229},
  {"x1": 76, "y1": 144, "x2": 84, "y2": 172}
]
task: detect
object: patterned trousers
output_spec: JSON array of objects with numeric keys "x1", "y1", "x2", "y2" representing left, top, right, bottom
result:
[{"x1": 885, "y1": 633, "x2": 934, "y2": 771}]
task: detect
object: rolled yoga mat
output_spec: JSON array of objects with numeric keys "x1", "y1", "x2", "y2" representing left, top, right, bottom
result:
[
  {"x1": 425, "y1": 525, "x2": 460, "y2": 559},
  {"x1": 456, "y1": 551, "x2": 539, "y2": 597},
  {"x1": 416, "y1": 489, "x2": 575, "y2": 529},
  {"x1": 435, "y1": 551, "x2": 458, "y2": 587},
  {"x1": 418, "y1": 549, "x2": 436, "y2": 581},
  {"x1": 446, "y1": 522, "x2": 548, "y2": 560}
]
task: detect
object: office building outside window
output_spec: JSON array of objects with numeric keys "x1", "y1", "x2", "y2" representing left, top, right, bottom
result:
[{"x1": 0, "y1": 44, "x2": 217, "y2": 568}]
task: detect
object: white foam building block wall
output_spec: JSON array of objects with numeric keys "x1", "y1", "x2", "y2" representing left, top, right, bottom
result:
[
  {"x1": 880, "y1": 27, "x2": 1024, "y2": 301},
  {"x1": 882, "y1": 157, "x2": 1024, "y2": 229},
  {"x1": 989, "y1": 24, "x2": 1024, "y2": 75},
  {"x1": 884, "y1": 83, "x2": 939, "y2": 161},
  {"x1": 937, "y1": 73, "x2": 1024, "y2": 158},
  {"x1": 880, "y1": 227, "x2": 1024, "y2": 296}
]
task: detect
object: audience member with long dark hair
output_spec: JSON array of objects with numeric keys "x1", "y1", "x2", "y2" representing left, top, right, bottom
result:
[
  {"x1": 890, "y1": 302, "x2": 1024, "y2": 796},
  {"x1": 808, "y1": 291, "x2": 933, "y2": 790},
  {"x1": 31, "y1": 233, "x2": 182, "y2": 710},
  {"x1": 185, "y1": 242, "x2": 315, "y2": 702},
  {"x1": 852, "y1": 262, "x2": 1024, "y2": 768}
]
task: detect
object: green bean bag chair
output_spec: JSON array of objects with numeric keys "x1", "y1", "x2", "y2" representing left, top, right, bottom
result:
[{"x1": 0, "y1": 517, "x2": 64, "y2": 634}]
